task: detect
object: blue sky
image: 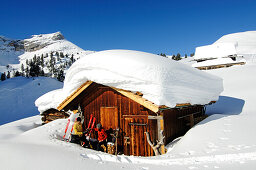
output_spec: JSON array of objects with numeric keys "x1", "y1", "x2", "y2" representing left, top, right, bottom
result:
[{"x1": 1, "y1": 0, "x2": 256, "y2": 55}]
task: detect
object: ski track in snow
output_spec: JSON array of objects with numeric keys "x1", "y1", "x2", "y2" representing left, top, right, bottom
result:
[{"x1": 78, "y1": 150, "x2": 256, "y2": 166}]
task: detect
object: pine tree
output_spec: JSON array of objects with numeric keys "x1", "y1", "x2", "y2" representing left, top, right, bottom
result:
[
  {"x1": 41, "y1": 55, "x2": 44, "y2": 67},
  {"x1": 57, "y1": 69, "x2": 65, "y2": 82},
  {"x1": 60, "y1": 52, "x2": 64, "y2": 58},
  {"x1": 1, "y1": 72, "x2": 6, "y2": 81},
  {"x1": 21, "y1": 64, "x2": 25, "y2": 76},
  {"x1": 71, "y1": 54, "x2": 74, "y2": 63},
  {"x1": 185, "y1": 54, "x2": 188, "y2": 58},
  {"x1": 25, "y1": 67, "x2": 29, "y2": 77},
  {"x1": 15, "y1": 71, "x2": 21, "y2": 77},
  {"x1": 7, "y1": 71, "x2": 10, "y2": 79},
  {"x1": 159, "y1": 53, "x2": 167, "y2": 58},
  {"x1": 33, "y1": 55, "x2": 37, "y2": 64},
  {"x1": 39, "y1": 69, "x2": 45, "y2": 76}
]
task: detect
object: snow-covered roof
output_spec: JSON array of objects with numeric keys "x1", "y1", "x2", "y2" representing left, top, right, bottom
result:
[
  {"x1": 35, "y1": 50, "x2": 223, "y2": 113},
  {"x1": 215, "y1": 31, "x2": 256, "y2": 55},
  {"x1": 194, "y1": 43, "x2": 237, "y2": 60}
]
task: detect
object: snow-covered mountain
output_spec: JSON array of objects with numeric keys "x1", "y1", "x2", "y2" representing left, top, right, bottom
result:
[
  {"x1": 0, "y1": 32, "x2": 94, "y2": 76},
  {"x1": 0, "y1": 36, "x2": 24, "y2": 73}
]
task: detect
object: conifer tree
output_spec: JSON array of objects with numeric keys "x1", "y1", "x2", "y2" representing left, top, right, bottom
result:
[
  {"x1": 1, "y1": 72, "x2": 6, "y2": 81},
  {"x1": 15, "y1": 71, "x2": 21, "y2": 77},
  {"x1": 57, "y1": 69, "x2": 65, "y2": 82},
  {"x1": 7, "y1": 71, "x2": 10, "y2": 79},
  {"x1": 60, "y1": 52, "x2": 64, "y2": 58},
  {"x1": 21, "y1": 64, "x2": 25, "y2": 76}
]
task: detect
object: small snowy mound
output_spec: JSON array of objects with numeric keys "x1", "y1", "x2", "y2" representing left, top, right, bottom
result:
[{"x1": 36, "y1": 50, "x2": 223, "y2": 112}]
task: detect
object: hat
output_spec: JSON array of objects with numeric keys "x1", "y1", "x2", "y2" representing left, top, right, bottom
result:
[
  {"x1": 96, "y1": 123, "x2": 102, "y2": 129},
  {"x1": 76, "y1": 117, "x2": 81, "y2": 122}
]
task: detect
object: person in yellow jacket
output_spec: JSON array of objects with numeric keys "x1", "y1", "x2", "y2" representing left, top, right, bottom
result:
[
  {"x1": 73, "y1": 117, "x2": 83, "y2": 136},
  {"x1": 72, "y1": 117, "x2": 88, "y2": 147}
]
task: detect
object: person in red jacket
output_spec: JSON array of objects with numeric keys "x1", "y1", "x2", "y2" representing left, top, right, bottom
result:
[{"x1": 95, "y1": 123, "x2": 107, "y2": 151}]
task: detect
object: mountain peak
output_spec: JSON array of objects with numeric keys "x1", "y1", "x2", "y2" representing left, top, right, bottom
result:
[{"x1": 24, "y1": 32, "x2": 65, "y2": 52}]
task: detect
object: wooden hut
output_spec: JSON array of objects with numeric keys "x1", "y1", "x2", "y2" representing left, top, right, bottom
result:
[{"x1": 56, "y1": 81, "x2": 210, "y2": 156}]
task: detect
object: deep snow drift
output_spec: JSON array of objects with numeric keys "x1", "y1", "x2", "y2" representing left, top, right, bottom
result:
[
  {"x1": 1, "y1": 56, "x2": 256, "y2": 170},
  {"x1": 36, "y1": 49, "x2": 223, "y2": 113}
]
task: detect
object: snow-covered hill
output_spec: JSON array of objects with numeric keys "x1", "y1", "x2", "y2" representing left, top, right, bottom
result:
[
  {"x1": 1, "y1": 56, "x2": 256, "y2": 170},
  {"x1": 0, "y1": 77, "x2": 63, "y2": 125}
]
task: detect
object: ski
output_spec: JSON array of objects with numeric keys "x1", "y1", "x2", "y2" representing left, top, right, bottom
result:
[
  {"x1": 63, "y1": 119, "x2": 70, "y2": 140},
  {"x1": 87, "y1": 114, "x2": 93, "y2": 129}
]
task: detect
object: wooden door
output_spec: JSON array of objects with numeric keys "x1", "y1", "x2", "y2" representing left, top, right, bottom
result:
[
  {"x1": 123, "y1": 116, "x2": 149, "y2": 156},
  {"x1": 100, "y1": 107, "x2": 118, "y2": 129}
]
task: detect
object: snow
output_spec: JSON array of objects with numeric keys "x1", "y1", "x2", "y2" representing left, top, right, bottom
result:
[
  {"x1": 19, "y1": 32, "x2": 94, "y2": 67},
  {"x1": 36, "y1": 49, "x2": 223, "y2": 113},
  {"x1": 194, "y1": 43, "x2": 237, "y2": 60},
  {"x1": 0, "y1": 36, "x2": 24, "y2": 67},
  {"x1": 2, "y1": 31, "x2": 256, "y2": 169},
  {"x1": 0, "y1": 77, "x2": 63, "y2": 125},
  {"x1": 194, "y1": 31, "x2": 256, "y2": 62},
  {"x1": 192, "y1": 58, "x2": 246, "y2": 68},
  {"x1": 215, "y1": 31, "x2": 256, "y2": 55}
]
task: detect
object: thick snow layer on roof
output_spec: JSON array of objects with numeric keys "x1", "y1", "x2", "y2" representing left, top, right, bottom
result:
[
  {"x1": 192, "y1": 58, "x2": 246, "y2": 68},
  {"x1": 36, "y1": 50, "x2": 223, "y2": 112},
  {"x1": 215, "y1": 31, "x2": 256, "y2": 55},
  {"x1": 194, "y1": 43, "x2": 237, "y2": 60}
]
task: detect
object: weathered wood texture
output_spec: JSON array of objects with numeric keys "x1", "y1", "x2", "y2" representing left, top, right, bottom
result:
[
  {"x1": 63, "y1": 83, "x2": 156, "y2": 156},
  {"x1": 162, "y1": 106, "x2": 205, "y2": 144},
  {"x1": 41, "y1": 109, "x2": 69, "y2": 124},
  {"x1": 61, "y1": 82, "x2": 205, "y2": 156},
  {"x1": 196, "y1": 61, "x2": 245, "y2": 70}
]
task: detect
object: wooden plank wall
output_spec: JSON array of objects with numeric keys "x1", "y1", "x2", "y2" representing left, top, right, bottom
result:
[
  {"x1": 162, "y1": 106, "x2": 204, "y2": 144},
  {"x1": 75, "y1": 83, "x2": 157, "y2": 156}
]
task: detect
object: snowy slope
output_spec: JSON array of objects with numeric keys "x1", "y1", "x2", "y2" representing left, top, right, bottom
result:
[
  {"x1": 36, "y1": 49, "x2": 223, "y2": 113},
  {"x1": 0, "y1": 60, "x2": 256, "y2": 169},
  {"x1": 0, "y1": 36, "x2": 24, "y2": 74},
  {"x1": 0, "y1": 77, "x2": 63, "y2": 125}
]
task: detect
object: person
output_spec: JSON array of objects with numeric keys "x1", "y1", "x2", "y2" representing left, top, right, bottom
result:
[
  {"x1": 72, "y1": 117, "x2": 88, "y2": 147},
  {"x1": 95, "y1": 123, "x2": 108, "y2": 151}
]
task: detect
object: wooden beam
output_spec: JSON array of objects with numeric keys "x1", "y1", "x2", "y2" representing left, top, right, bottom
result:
[
  {"x1": 177, "y1": 111, "x2": 201, "y2": 119},
  {"x1": 148, "y1": 116, "x2": 163, "y2": 120},
  {"x1": 57, "y1": 81, "x2": 93, "y2": 111},
  {"x1": 111, "y1": 87, "x2": 159, "y2": 113}
]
